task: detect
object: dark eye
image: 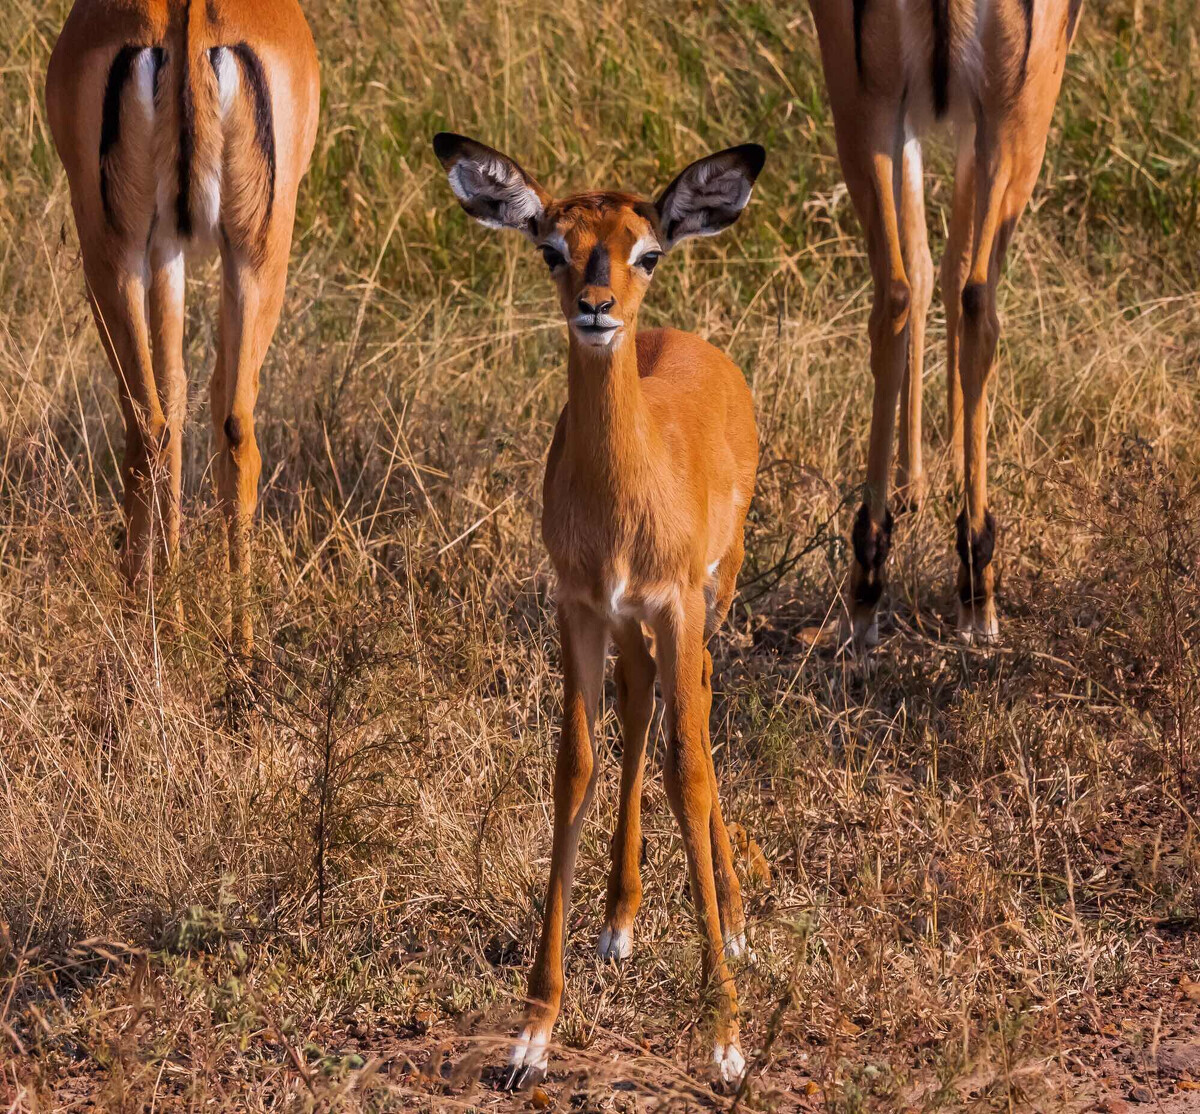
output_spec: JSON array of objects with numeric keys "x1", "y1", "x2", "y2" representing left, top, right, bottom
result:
[
  {"x1": 540, "y1": 245, "x2": 566, "y2": 270},
  {"x1": 637, "y1": 251, "x2": 661, "y2": 274}
]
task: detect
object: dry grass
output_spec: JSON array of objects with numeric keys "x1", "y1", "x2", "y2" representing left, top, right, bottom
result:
[{"x1": 2, "y1": 0, "x2": 1199, "y2": 1110}]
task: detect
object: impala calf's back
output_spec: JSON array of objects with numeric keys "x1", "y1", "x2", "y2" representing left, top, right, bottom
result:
[{"x1": 435, "y1": 133, "x2": 765, "y2": 1086}]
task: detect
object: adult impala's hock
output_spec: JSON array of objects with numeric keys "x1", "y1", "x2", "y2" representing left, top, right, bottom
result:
[
  {"x1": 46, "y1": 0, "x2": 319, "y2": 654},
  {"x1": 809, "y1": 0, "x2": 1082, "y2": 643},
  {"x1": 434, "y1": 133, "x2": 764, "y2": 1085}
]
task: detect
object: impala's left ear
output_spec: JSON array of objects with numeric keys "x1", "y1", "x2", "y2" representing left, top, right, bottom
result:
[
  {"x1": 433, "y1": 132, "x2": 552, "y2": 242},
  {"x1": 655, "y1": 144, "x2": 766, "y2": 251}
]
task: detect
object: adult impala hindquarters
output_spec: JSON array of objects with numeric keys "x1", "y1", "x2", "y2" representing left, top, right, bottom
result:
[
  {"x1": 46, "y1": 0, "x2": 320, "y2": 655},
  {"x1": 434, "y1": 133, "x2": 764, "y2": 1086},
  {"x1": 809, "y1": 0, "x2": 1082, "y2": 643}
]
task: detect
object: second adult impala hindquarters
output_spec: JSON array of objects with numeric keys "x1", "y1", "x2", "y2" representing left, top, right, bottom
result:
[
  {"x1": 809, "y1": 0, "x2": 1082, "y2": 645},
  {"x1": 434, "y1": 133, "x2": 765, "y2": 1087}
]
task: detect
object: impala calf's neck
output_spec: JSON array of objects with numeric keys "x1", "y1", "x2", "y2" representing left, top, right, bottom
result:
[{"x1": 435, "y1": 133, "x2": 764, "y2": 1087}]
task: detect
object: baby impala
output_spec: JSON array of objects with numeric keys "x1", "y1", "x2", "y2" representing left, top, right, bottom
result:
[{"x1": 434, "y1": 133, "x2": 764, "y2": 1086}]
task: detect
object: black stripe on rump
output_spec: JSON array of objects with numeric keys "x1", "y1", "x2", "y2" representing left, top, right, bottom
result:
[
  {"x1": 99, "y1": 45, "x2": 142, "y2": 225},
  {"x1": 229, "y1": 42, "x2": 277, "y2": 236},
  {"x1": 1019, "y1": 0, "x2": 1034, "y2": 86},
  {"x1": 930, "y1": 0, "x2": 950, "y2": 117},
  {"x1": 176, "y1": 0, "x2": 195, "y2": 237},
  {"x1": 853, "y1": 0, "x2": 868, "y2": 77}
]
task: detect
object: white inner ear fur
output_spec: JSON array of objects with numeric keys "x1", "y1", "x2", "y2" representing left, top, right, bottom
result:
[
  {"x1": 447, "y1": 153, "x2": 544, "y2": 232},
  {"x1": 627, "y1": 232, "x2": 662, "y2": 266},
  {"x1": 660, "y1": 160, "x2": 753, "y2": 248}
]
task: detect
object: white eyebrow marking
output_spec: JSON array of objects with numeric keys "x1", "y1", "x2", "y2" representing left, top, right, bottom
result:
[
  {"x1": 540, "y1": 231, "x2": 572, "y2": 264},
  {"x1": 628, "y1": 232, "x2": 662, "y2": 266}
]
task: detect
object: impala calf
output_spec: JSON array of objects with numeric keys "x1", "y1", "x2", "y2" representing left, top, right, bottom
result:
[
  {"x1": 434, "y1": 133, "x2": 765, "y2": 1086},
  {"x1": 46, "y1": 0, "x2": 319, "y2": 654},
  {"x1": 809, "y1": 0, "x2": 1082, "y2": 643}
]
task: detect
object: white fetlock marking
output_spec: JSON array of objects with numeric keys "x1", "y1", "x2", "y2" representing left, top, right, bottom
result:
[
  {"x1": 598, "y1": 926, "x2": 632, "y2": 961},
  {"x1": 508, "y1": 1027, "x2": 549, "y2": 1073},
  {"x1": 724, "y1": 932, "x2": 756, "y2": 962},
  {"x1": 713, "y1": 1041, "x2": 747, "y2": 1085}
]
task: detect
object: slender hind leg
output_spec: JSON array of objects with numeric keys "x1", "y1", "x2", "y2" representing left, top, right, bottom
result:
[
  {"x1": 704, "y1": 540, "x2": 746, "y2": 956},
  {"x1": 955, "y1": 113, "x2": 1047, "y2": 642},
  {"x1": 86, "y1": 254, "x2": 167, "y2": 593},
  {"x1": 599, "y1": 620, "x2": 656, "y2": 961},
  {"x1": 941, "y1": 134, "x2": 976, "y2": 482},
  {"x1": 148, "y1": 241, "x2": 187, "y2": 623},
  {"x1": 839, "y1": 111, "x2": 912, "y2": 648},
  {"x1": 896, "y1": 137, "x2": 933, "y2": 510},
  {"x1": 211, "y1": 248, "x2": 287, "y2": 658}
]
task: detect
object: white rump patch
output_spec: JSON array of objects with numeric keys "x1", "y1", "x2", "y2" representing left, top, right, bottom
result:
[
  {"x1": 210, "y1": 47, "x2": 240, "y2": 118},
  {"x1": 131, "y1": 48, "x2": 159, "y2": 119}
]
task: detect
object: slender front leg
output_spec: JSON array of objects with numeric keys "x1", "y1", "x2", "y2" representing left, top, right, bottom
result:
[
  {"x1": 599, "y1": 620, "x2": 655, "y2": 961},
  {"x1": 655, "y1": 590, "x2": 743, "y2": 1085},
  {"x1": 509, "y1": 601, "x2": 608, "y2": 1086}
]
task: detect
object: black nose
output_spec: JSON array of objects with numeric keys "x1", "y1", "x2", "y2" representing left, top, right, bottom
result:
[{"x1": 578, "y1": 294, "x2": 615, "y2": 316}]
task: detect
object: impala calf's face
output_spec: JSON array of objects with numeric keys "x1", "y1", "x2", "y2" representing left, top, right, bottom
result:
[
  {"x1": 433, "y1": 132, "x2": 765, "y2": 352},
  {"x1": 538, "y1": 197, "x2": 661, "y2": 349}
]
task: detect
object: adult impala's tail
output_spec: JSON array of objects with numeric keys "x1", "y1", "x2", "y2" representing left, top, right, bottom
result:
[
  {"x1": 96, "y1": 0, "x2": 275, "y2": 258},
  {"x1": 850, "y1": 0, "x2": 1083, "y2": 129}
]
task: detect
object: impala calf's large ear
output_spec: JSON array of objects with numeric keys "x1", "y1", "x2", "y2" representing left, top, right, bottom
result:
[
  {"x1": 433, "y1": 132, "x2": 551, "y2": 242},
  {"x1": 655, "y1": 144, "x2": 766, "y2": 251}
]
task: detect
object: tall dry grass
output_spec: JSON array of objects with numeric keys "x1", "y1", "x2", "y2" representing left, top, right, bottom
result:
[{"x1": 1, "y1": 0, "x2": 1198, "y2": 1108}]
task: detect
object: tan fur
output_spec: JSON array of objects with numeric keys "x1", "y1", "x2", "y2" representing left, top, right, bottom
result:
[
  {"x1": 536, "y1": 204, "x2": 756, "y2": 1077},
  {"x1": 46, "y1": 0, "x2": 320, "y2": 655},
  {"x1": 809, "y1": 0, "x2": 1081, "y2": 643},
  {"x1": 436, "y1": 139, "x2": 762, "y2": 1081}
]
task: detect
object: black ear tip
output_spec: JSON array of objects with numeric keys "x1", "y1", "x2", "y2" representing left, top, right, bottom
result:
[
  {"x1": 740, "y1": 143, "x2": 767, "y2": 177},
  {"x1": 432, "y1": 131, "x2": 465, "y2": 163}
]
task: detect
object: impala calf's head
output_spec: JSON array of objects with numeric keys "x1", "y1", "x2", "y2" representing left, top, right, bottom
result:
[{"x1": 433, "y1": 133, "x2": 765, "y2": 350}]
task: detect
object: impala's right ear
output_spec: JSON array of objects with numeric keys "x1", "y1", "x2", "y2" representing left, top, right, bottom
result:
[{"x1": 433, "y1": 132, "x2": 551, "y2": 242}]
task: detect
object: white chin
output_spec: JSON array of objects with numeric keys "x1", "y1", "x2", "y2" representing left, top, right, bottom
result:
[{"x1": 573, "y1": 326, "x2": 621, "y2": 348}]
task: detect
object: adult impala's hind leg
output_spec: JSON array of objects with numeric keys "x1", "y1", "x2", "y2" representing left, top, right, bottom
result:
[
  {"x1": 896, "y1": 139, "x2": 933, "y2": 510},
  {"x1": 842, "y1": 122, "x2": 911, "y2": 647},
  {"x1": 211, "y1": 252, "x2": 287, "y2": 658},
  {"x1": 956, "y1": 128, "x2": 1041, "y2": 642},
  {"x1": 148, "y1": 243, "x2": 188, "y2": 622},
  {"x1": 86, "y1": 256, "x2": 168, "y2": 591},
  {"x1": 942, "y1": 138, "x2": 976, "y2": 480},
  {"x1": 599, "y1": 619, "x2": 655, "y2": 962}
]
